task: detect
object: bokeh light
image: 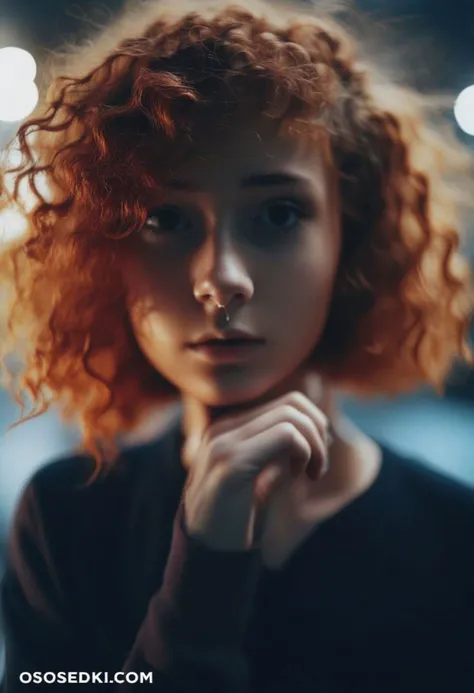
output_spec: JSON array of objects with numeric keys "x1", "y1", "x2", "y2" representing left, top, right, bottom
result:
[
  {"x1": 454, "y1": 85, "x2": 474, "y2": 136},
  {"x1": 0, "y1": 46, "x2": 37, "y2": 83},
  {"x1": 0, "y1": 47, "x2": 38, "y2": 122}
]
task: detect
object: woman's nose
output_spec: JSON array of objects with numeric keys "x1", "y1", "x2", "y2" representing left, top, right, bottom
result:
[{"x1": 192, "y1": 234, "x2": 254, "y2": 309}]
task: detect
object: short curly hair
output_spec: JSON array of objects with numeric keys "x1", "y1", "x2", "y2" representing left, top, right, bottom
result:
[{"x1": 0, "y1": 0, "x2": 473, "y2": 475}]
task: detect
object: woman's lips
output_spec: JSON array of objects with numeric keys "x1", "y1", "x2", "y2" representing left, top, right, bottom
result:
[{"x1": 188, "y1": 338, "x2": 265, "y2": 362}]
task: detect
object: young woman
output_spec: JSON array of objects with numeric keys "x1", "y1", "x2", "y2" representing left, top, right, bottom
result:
[{"x1": 0, "y1": 0, "x2": 473, "y2": 690}]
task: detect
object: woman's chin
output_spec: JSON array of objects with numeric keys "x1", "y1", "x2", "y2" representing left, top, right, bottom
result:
[
  {"x1": 189, "y1": 377, "x2": 277, "y2": 410},
  {"x1": 188, "y1": 371, "x2": 303, "y2": 413}
]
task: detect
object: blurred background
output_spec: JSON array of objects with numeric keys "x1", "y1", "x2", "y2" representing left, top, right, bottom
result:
[{"x1": 0, "y1": 0, "x2": 474, "y2": 671}]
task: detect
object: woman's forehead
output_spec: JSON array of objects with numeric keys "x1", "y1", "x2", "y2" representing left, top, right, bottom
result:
[{"x1": 165, "y1": 118, "x2": 330, "y2": 185}]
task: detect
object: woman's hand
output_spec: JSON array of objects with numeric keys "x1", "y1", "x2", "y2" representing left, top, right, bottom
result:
[{"x1": 183, "y1": 374, "x2": 330, "y2": 552}]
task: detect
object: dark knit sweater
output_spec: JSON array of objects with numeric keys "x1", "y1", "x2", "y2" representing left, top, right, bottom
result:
[{"x1": 1, "y1": 411, "x2": 473, "y2": 691}]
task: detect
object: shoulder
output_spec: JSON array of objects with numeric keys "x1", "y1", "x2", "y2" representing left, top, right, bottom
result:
[
  {"x1": 15, "y1": 442, "x2": 147, "y2": 518},
  {"x1": 1, "y1": 416, "x2": 184, "y2": 617},
  {"x1": 379, "y1": 441, "x2": 474, "y2": 536},
  {"x1": 383, "y1": 442, "x2": 474, "y2": 503},
  {"x1": 5, "y1": 426, "x2": 178, "y2": 561},
  {"x1": 19, "y1": 411, "x2": 183, "y2": 509}
]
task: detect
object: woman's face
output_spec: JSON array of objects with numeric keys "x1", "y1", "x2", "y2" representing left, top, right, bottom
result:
[{"x1": 121, "y1": 116, "x2": 341, "y2": 407}]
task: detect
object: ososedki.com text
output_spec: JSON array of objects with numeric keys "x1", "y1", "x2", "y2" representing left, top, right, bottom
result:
[{"x1": 19, "y1": 671, "x2": 154, "y2": 685}]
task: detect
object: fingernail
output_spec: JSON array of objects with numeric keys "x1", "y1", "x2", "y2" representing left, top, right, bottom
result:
[{"x1": 305, "y1": 372, "x2": 323, "y2": 401}]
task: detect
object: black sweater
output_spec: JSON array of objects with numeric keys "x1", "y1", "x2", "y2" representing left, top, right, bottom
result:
[{"x1": 1, "y1": 410, "x2": 474, "y2": 692}]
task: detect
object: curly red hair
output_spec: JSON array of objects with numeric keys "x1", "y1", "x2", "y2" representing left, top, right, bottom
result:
[{"x1": 0, "y1": 0, "x2": 473, "y2": 476}]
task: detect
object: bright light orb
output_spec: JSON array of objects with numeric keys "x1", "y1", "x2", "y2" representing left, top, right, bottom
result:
[
  {"x1": 454, "y1": 85, "x2": 474, "y2": 136},
  {"x1": 0, "y1": 80, "x2": 39, "y2": 122},
  {"x1": 0, "y1": 46, "x2": 37, "y2": 83}
]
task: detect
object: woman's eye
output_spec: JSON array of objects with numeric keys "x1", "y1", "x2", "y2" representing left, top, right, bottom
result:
[
  {"x1": 142, "y1": 205, "x2": 188, "y2": 237},
  {"x1": 140, "y1": 198, "x2": 311, "y2": 244},
  {"x1": 255, "y1": 199, "x2": 309, "y2": 231}
]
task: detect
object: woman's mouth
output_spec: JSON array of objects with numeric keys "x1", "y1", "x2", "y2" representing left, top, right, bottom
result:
[{"x1": 188, "y1": 338, "x2": 266, "y2": 362}]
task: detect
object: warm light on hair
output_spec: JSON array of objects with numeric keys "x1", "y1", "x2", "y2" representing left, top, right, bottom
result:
[{"x1": 0, "y1": 0, "x2": 472, "y2": 478}]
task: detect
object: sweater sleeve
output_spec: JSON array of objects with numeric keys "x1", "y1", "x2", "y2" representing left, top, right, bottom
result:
[
  {"x1": 1, "y1": 480, "x2": 262, "y2": 693},
  {"x1": 121, "y1": 502, "x2": 262, "y2": 692}
]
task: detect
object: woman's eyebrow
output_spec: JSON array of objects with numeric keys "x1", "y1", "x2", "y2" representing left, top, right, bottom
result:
[{"x1": 164, "y1": 172, "x2": 312, "y2": 191}]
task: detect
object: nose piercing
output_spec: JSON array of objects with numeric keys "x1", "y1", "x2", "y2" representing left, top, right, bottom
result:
[{"x1": 214, "y1": 302, "x2": 230, "y2": 329}]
